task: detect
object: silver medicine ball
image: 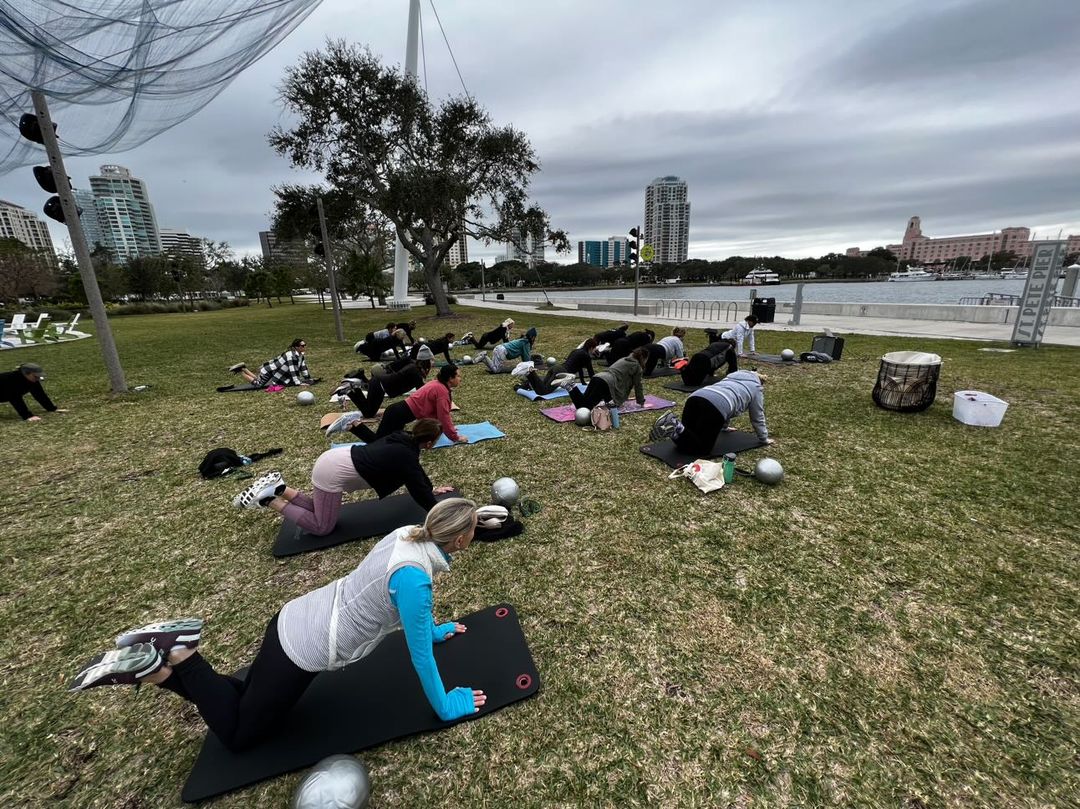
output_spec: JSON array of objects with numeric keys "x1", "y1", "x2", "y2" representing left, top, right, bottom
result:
[
  {"x1": 292, "y1": 755, "x2": 370, "y2": 809},
  {"x1": 491, "y1": 477, "x2": 521, "y2": 507},
  {"x1": 546, "y1": 356, "x2": 557, "y2": 366},
  {"x1": 754, "y1": 458, "x2": 784, "y2": 484},
  {"x1": 574, "y1": 407, "x2": 591, "y2": 426},
  {"x1": 780, "y1": 348, "x2": 796, "y2": 361}
]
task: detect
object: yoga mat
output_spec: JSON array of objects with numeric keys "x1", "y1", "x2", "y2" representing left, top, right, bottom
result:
[
  {"x1": 272, "y1": 490, "x2": 462, "y2": 558},
  {"x1": 664, "y1": 378, "x2": 717, "y2": 393},
  {"x1": 330, "y1": 422, "x2": 506, "y2": 450},
  {"x1": 540, "y1": 395, "x2": 675, "y2": 423},
  {"x1": 217, "y1": 379, "x2": 322, "y2": 393},
  {"x1": 640, "y1": 430, "x2": 767, "y2": 469},
  {"x1": 644, "y1": 365, "x2": 681, "y2": 379},
  {"x1": 181, "y1": 603, "x2": 540, "y2": 802},
  {"x1": 747, "y1": 353, "x2": 800, "y2": 365},
  {"x1": 514, "y1": 384, "x2": 586, "y2": 402}
]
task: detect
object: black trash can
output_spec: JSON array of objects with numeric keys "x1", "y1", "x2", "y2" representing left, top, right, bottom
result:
[
  {"x1": 496, "y1": 293, "x2": 505, "y2": 300},
  {"x1": 872, "y1": 351, "x2": 942, "y2": 412},
  {"x1": 812, "y1": 334, "x2": 845, "y2": 360},
  {"x1": 751, "y1": 297, "x2": 776, "y2": 323}
]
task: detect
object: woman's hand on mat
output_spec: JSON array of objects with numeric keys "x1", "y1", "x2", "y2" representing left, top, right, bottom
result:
[
  {"x1": 433, "y1": 485, "x2": 455, "y2": 494},
  {"x1": 27, "y1": 416, "x2": 41, "y2": 422},
  {"x1": 472, "y1": 689, "x2": 487, "y2": 710},
  {"x1": 456, "y1": 436, "x2": 469, "y2": 444}
]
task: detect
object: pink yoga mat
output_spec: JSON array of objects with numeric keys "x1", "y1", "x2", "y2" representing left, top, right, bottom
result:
[{"x1": 540, "y1": 395, "x2": 676, "y2": 422}]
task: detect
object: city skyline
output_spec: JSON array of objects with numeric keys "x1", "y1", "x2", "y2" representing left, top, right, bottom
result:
[{"x1": 3, "y1": 0, "x2": 1078, "y2": 264}]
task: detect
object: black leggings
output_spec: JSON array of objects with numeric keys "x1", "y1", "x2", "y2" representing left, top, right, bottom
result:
[
  {"x1": 346, "y1": 378, "x2": 386, "y2": 418},
  {"x1": 349, "y1": 398, "x2": 413, "y2": 442},
  {"x1": 673, "y1": 395, "x2": 727, "y2": 455},
  {"x1": 681, "y1": 342, "x2": 737, "y2": 386},
  {"x1": 159, "y1": 613, "x2": 316, "y2": 752},
  {"x1": 569, "y1": 378, "x2": 611, "y2": 410},
  {"x1": 469, "y1": 328, "x2": 505, "y2": 349},
  {"x1": 643, "y1": 344, "x2": 667, "y2": 377}
]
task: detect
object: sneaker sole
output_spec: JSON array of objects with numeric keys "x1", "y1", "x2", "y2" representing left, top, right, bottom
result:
[
  {"x1": 69, "y1": 644, "x2": 162, "y2": 691},
  {"x1": 116, "y1": 618, "x2": 203, "y2": 652}
]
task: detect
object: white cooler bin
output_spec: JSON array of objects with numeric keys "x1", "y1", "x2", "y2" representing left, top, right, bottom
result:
[{"x1": 953, "y1": 390, "x2": 1008, "y2": 427}]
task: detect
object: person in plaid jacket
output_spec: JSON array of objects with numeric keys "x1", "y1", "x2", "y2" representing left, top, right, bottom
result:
[{"x1": 229, "y1": 339, "x2": 313, "y2": 388}]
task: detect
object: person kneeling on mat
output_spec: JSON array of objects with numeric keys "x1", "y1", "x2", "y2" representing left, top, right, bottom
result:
[
  {"x1": 520, "y1": 338, "x2": 599, "y2": 395},
  {"x1": 475, "y1": 328, "x2": 536, "y2": 374},
  {"x1": 570, "y1": 347, "x2": 648, "y2": 411},
  {"x1": 680, "y1": 339, "x2": 739, "y2": 387},
  {"x1": 707, "y1": 315, "x2": 758, "y2": 357},
  {"x1": 605, "y1": 329, "x2": 654, "y2": 365},
  {"x1": 228, "y1": 338, "x2": 313, "y2": 388},
  {"x1": 232, "y1": 418, "x2": 452, "y2": 535},
  {"x1": 341, "y1": 364, "x2": 467, "y2": 444},
  {"x1": 651, "y1": 371, "x2": 774, "y2": 452},
  {"x1": 464, "y1": 318, "x2": 514, "y2": 349},
  {"x1": 593, "y1": 323, "x2": 628, "y2": 345},
  {"x1": 69, "y1": 498, "x2": 488, "y2": 751}
]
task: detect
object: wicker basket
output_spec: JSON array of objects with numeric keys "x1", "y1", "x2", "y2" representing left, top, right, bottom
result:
[{"x1": 872, "y1": 351, "x2": 942, "y2": 413}]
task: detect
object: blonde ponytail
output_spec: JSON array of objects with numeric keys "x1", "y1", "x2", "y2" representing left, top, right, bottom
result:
[{"x1": 405, "y1": 498, "x2": 477, "y2": 546}]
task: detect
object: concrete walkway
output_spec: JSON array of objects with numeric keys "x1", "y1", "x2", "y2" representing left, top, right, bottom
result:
[{"x1": 450, "y1": 296, "x2": 1080, "y2": 347}]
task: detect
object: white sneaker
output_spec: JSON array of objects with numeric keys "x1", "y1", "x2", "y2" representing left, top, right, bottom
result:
[
  {"x1": 232, "y1": 471, "x2": 285, "y2": 509},
  {"x1": 326, "y1": 411, "x2": 362, "y2": 436},
  {"x1": 510, "y1": 361, "x2": 535, "y2": 378},
  {"x1": 472, "y1": 350, "x2": 488, "y2": 363},
  {"x1": 552, "y1": 373, "x2": 578, "y2": 390}
]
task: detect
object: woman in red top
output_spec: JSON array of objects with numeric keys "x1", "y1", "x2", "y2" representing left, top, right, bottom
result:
[{"x1": 348, "y1": 364, "x2": 468, "y2": 444}]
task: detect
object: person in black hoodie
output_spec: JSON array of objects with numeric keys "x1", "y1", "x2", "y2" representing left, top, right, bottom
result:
[
  {"x1": 344, "y1": 349, "x2": 434, "y2": 418},
  {"x1": 233, "y1": 419, "x2": 452, "y2": 536},
  {"x1": 594, "y1": 324, "x2": 629, "y2": 345},
  {"x1": 1, "y1": 362, "x2": 66, "y2": 421},
  {"x1": 410, "y1": 332, "x2": 455, "y2": 364},
  {"x1": 605, "y1": 329, "x2": 654, "y2": 364},
  {"x1": 464, "y1": 318, "x2": 514, "y2": 349}
]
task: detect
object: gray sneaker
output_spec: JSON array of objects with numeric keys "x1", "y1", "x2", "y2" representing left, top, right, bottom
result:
[
  {"x1": 326, "y1": 411, "x2": 362, "y2": 436},
  {"x1": 116, "y1": 618, "x2": 203, "y2": 653},
  {"x1": 232, "y1": 471, "x2": 285, "y2": 509},
  {"x1": 69, "y1": 643, "x2": 164, "y2": 691},
  {"x1": 228, "y1": 363, "x2": 246, "y2": 373},
  {"x1": 650, "y1": 411, "x2": 682, "y2": 442}
]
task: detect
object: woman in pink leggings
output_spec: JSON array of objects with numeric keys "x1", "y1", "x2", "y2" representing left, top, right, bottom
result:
[{"x1": 232, "y1": 419, "x2": 453, "y2": 535}]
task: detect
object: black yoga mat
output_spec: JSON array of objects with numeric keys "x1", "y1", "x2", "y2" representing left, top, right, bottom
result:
[
  {"x1": 644, "y1": 365, "x2": 681, "y2": 379},
  {"x1": 663, "y1": 377, "x2": 717, "y2": 393},
  {"x1": 181, "y1": 603, "x2": 540, "y2": 803},
  {"x1": 748, "y1": 353, "x2": 800, "y2": 365},
  {"x1": 217, "y1": 378, "x2": 323, "y2": 393},
  {"x1": 640, "y1": 430, "x2": 767, "y2": 469},
  {"x1": 272, "y1": 490, "x2": 460, "y2": 558}
]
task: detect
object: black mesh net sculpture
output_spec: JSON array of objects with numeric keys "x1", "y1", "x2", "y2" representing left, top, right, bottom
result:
[{"x1": 0, "y1": 0, "x2": 324, "y2": 174}]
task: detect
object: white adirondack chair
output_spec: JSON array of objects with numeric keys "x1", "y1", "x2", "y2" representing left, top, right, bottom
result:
[
  {"x1": 55, "y1": 312, "x2": 81, "y2": 335},
  {"x1": 3, "y1": 313, "x2": 26, "y2": 335}
]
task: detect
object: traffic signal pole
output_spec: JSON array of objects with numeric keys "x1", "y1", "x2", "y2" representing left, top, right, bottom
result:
[{"x1": 30, "y1": 91, "x2": 127, "y2": 393}]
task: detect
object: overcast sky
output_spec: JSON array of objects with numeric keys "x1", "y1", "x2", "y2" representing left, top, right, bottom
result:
[{"x1": 4, "y1": 0, "x2": 1079, "y2": 263}]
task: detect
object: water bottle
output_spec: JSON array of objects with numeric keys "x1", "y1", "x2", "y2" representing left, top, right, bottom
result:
[
  {"x1": 722, "y1": 452, "x2": 736, "y2": 484},
  {"x1": 608, "y1": 402, "x2": 620, "y2": 429}
]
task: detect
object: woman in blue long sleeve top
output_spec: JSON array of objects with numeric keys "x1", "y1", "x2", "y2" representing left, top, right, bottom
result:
[{"x1": 68, "y1": 499, "x2": 487, "y2": 752}]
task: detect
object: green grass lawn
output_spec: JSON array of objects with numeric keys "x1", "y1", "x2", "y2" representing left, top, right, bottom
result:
[{"x1": 1, "y1": 303, "x2": 1077, "y2": 808}]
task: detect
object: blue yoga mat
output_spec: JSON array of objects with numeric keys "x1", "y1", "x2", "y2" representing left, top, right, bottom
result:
[
  {"x1": 333, "y1": 421, "x2": 506, "y2": 450},
  {"x1": 514, "y1": 384, "x2": 586, "y2": 402}
]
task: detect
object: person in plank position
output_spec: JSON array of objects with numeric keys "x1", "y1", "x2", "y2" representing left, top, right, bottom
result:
[
  {"x1": 650, "y1": 371, "x2": 774, "y2": 453},
  {"x1": 410, "y1": 333, "x2": 456, "y2": 364},
  {"x1": 641, "y1": 327, "x2": 687, "y2": 376},
  {"x1": 707, "y1": 315, "x2": 758, "y2": 357},
  {"x1": 355, "y1": 328, "x2": 408, "y2": 362},
  {"x1": 69, "y1": 498, "x2": 488, "y2": 752},
  {"x1": 569, "y1": 347, "x2": 648, "y2": 411},
  {"x1": 0, "y1": 362, "x2": 67, "y2": 421},
  {"x1": 228, "y1": 339, "x2": 313, "y2": 388},
  {"x1": 463, "y1": 318, "x2": 514, "y2": 349},
  {"x1": 230, "y1": 418, "x2": 452, "y2": 536}
]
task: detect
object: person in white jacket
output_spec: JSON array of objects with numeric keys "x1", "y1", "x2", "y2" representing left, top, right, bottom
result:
[{"x1": 714, "y1": 316, "x2": 759, "y2": 356}]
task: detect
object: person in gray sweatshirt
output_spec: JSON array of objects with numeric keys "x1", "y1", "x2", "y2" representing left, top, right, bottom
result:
[
  {"x1": 650, "y1": 370, "x2": 774, "y2": 453},
  {"x1": 570, "y1": 348, "x2": 647, "y2": 410}
]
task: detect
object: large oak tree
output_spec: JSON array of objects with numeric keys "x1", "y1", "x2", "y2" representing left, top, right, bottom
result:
[{"x1": 269, "y1": 41, "x2": 567, "y2": 315}]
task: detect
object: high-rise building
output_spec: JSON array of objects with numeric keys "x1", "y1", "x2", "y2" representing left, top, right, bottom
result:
[
  {"x1": 259, "y1": 230, "x2": 309, "y2": 267},
  {"x1": 644, "y1": 176, "x2": 690, "y2": 265},
  {"x1": 578, "y1": 236, "x2": 630, "y2": 268},
  {"x1": 447, "y1": 226, "x2": 469, "y2": 267},
  {"x1": 505, "y1": 229, "x2": 545, "y2": 268},
  {"x1": 0, "y1": 199, "x2": 56, "y2": 258},
  {"x1": 72, "y1": 189, "x2": 105, "y2": 252},
  {"x1": 89, "y1": 164, "x2": 161, "y2": 261},
  {"x1": 159, "y1": 229, "x2": 204, "y2": 260}
]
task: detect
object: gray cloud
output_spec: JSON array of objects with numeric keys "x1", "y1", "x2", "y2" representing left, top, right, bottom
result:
[{"x1": 7, "y1": 0, "x2": 1077, "y2": 263}]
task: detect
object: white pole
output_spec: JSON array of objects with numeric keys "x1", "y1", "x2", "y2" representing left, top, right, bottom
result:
[
  {"x1": 30, "y1": 91, "x2": 127, "y2": 393},
  {"x1": 390, "y1": 0, "x2": 421, "y2": 311}
]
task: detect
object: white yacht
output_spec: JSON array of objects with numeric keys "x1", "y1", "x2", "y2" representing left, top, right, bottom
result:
[
  {"x1": 1000, "y1": 268, "x2": 1029, "y2": 280},
  {"x1": 889, "y1": 267, "x2": 936, "y2": 282},
  {"x1": 742, "y1": 268, "x2": 781, "y2": 285}
]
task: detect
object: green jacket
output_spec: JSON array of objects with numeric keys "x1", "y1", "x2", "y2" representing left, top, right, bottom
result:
[
  {"x1": 596, "y1": 357, "x2": 645, "y2": 405},
  {"x1": 502, "y1": 337, "x2": 532, "y2": 361}
]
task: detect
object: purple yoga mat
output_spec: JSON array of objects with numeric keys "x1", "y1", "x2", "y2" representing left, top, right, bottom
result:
[{"x1": 540, "y1": 394, "x2": 676, "y2": 422}]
